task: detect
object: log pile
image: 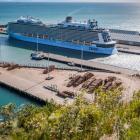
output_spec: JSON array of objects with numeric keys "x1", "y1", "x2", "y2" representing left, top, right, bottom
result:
[
  {"x1": 57, "y1": 90, "x2": 75, "y2": 98},
  {"x1": 67, "y1": 72, "x2": 94, "y2": 88},
  {"x1": 7, "y1": 64, "x2": 20, "y2": 71},
  {"x1": 88, "y1": 79, "x2": 103, "y2": 93},
  {"x1": 73, "y1": 76, "x2": 84, "y2": 87},
  {"x1": 81, "y1": 75, "x2": 122, "y2": 93},
  {"x1": 0, "y1": 63, "x2": 11, "y2": 68},
  {"x1": 43, "y1": 65, "x2": 55, "y2": 74},
  {"x1": 103, "y1": 76, "x2": 122, "y2": 91},
  {"x1": 73, "y1": 72, "x2": 94, "y2": 87},
  {"x1": 67, "y1": 75, "x2": 81, "y2": 87},
  {"x1": 0, "y1": 63, "x2": 21, "y2": 70},
  {"x1": 63, "y1": 91, "x2": 75, "y2": 98},
  {"x1": 57, "y1": 91, "x2": 69, "y2": 98},
  {"x1": 104, "y1": 76, "x2": 116, "y2": 84},
  {"x1": 82, "y1": 77, "x2": 96, "y2": 89}
]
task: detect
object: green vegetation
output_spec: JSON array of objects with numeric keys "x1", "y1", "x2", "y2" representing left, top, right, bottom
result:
[{"x1": 0, "y1": 88, "x2": 140, "y2": 140}]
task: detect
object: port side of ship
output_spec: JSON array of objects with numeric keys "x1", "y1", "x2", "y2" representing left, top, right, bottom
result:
[{"x1": 7, "y1": 16, "x2": 118, "y2": 55}]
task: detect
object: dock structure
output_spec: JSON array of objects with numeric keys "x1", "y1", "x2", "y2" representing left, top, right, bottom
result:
[
  {"x1": 0, "y1": 30, "x2": 7, "y2": 35},
  {"x1": 43, "y1": 53, "x2": 139, "y2": 75},
  {"x1": 0, "y1": 24, "x2": 7, "y2": 35},
  {"x1": 0, "y1": 66, "x2": 140, "y2": 104},
  {"x1": 0, "y1": 68, "x2": 66, "y2": 105},
  {"x1": 0, "y1": 32, "x2": 7, "y2": 35},
  {"x1": 111, "y1": 29, "x2": 140, "y2": 46},
  {"x1": 117, "y1": 44, "x2": 140, "y2": 55},
  {"x1": 0, "y1": 67, "x2": 97, "y2": 105}
]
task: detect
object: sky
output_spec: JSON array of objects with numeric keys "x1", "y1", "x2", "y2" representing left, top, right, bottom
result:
[{"x1": 0, "y1": 0, "x2": 140, "y2": 2}]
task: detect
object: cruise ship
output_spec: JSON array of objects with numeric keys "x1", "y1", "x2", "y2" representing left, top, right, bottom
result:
[{"x1": 7, "y1": 16, "x2": 118, "y2": 55}]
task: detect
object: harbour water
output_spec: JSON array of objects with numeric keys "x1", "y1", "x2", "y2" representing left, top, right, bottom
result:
[
  {"x1": 1, "y1": 34, "x2": 140, "y2": 71},
  {"x1": 1, "y1": 2, "x2": 140, "y2": 106},
  {"x1": 0, "y1": 34, "x2": 71, "y2": 68},
  {"x1": 0, "y1": 86, "x2": 38, "y2": 106},
  {"x1": 0, "y1": 2, "x2": 140, "y2": 31}
]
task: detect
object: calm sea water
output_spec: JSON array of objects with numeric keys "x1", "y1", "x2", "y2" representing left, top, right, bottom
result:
[
  {"x1": 0, "y1": 2, "x2": 140, "y2": 31},
  {"x1": 0, "y1": 86, "x2": 39, "y2": 106},
  {"x1": 0, "y1": 2, "x2": 140, "y2": 106}
]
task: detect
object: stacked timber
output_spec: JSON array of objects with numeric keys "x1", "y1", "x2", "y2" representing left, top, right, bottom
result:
[
  {"x1": 103, "y1": 76, "x2": 122, "y2": 91},
  {"x1": 7, "y1": 64, "x2": 20, "y2": 71},
  {"x1": 63, "y1": 91, "x2": 75, "y2": 98},
  {"x1": 0, "y1": 62, "x2": 20, "y2": 70},
  {"x1": 83, "y1": 72, "x2": 94, "y2": 80},
  {"x1": 73, "y1": 72, "x2": 94, "y2": 87},
  {"x1": 57, "y1": 91, "x2": 69, "y2": 98},
  {"x1": 82, "y1": 77, "x2": 96, "y2": 89},
  {"x1": 107, "y1": 80, "x2": 122, "y2": 91},
  {"x1": 43, "y1": 65, "x2": 55, "y2": 74},
  {"x1": 44, "y1": 85, "x2": 58, "y2": 93},
  {"x1": 88, "y1": 79, "x2": 103, "y2": 93},
  {"x1": 67, "y1": 75, "x2": 81, "y2": 87},
  {"x1": 104, "y1": 76, "x2": 116, "y2": 85},
  {"x1": 57, "y1": 90, "x2": 75, "y2": 98},
  {"x1": 103, "y1": 82, "x2": 112, "y2": 91},
  {"x1": 1, "y1": 63, "x2": 11, "y2": 68},
  {"x1": 73, "y1": 76, "x2": 84, "y2": 87}
]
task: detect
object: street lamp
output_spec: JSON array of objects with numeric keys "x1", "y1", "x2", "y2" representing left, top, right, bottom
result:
[
  {"x1": 46, "y1": 53, "x2": 53, "y2": 80},
  {"x1": 0, "y1": 37, "x2": 1, "y2": 62},
  {"x1": 80, "y1": 41, "x2": 84, "y2": 72},
  {"x1": 47, "y1": 53, "x2": 50, "y2": 78}
]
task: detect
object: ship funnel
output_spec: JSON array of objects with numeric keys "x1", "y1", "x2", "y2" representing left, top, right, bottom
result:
[{"x1": 66, "y1": 16, "x2": 73, "y2": 23}]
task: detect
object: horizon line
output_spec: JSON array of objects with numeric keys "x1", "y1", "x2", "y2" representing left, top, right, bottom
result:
[{"x1": 0, "y1": 1, "x2": 139, "y2": 3}]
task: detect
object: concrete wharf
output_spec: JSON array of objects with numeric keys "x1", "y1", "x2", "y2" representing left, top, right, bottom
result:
[
  {"x1": 111, "y1": 29, "x2": 140, "y2": 46},
  {"x1": 0, "y1": 26, "x2": 7, "y2": 35},
  {"x1": 0, "y1": 31, "x2": 7, "y2": 35},
  {"x1": 43, "y1": 52, "x2": 139, "y2": 75},
  {"x1": 0, "y1": 68, "x2": 66, "y2": 105},
  {"x1": 116, "y1": 44, "x2": 140, "y2": 55},
  {"x1": 0, "y1": 66, "x2": 140, "y2": 105}
]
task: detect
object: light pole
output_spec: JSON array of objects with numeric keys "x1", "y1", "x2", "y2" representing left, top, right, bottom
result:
[
  {"x1": 80, "y1": 41, "x2": 84, "y2": 72},
  {"x1": 47, "y1": 53, "x2": 50, "y2": 78},
  {"x1": 0, "y1": 37, "x2": 1, "y2": 62}
]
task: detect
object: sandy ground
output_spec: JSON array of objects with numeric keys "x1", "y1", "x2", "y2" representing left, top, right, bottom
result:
[{"x1": 0, "y1": 67, "x2": 140, "y2": 104}]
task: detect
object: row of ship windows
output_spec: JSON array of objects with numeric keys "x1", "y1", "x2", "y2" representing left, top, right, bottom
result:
[
  {"x1": 22, "y1": 33, "x2": 95, "y2": 46},
  {"x1": 22, "y1": 32, "x2": 98, "y2": 39}
]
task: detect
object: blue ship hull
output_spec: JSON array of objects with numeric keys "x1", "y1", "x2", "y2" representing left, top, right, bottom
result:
[{"x1": 9, "y1": 33, "x2": 118, "y2": 55}]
